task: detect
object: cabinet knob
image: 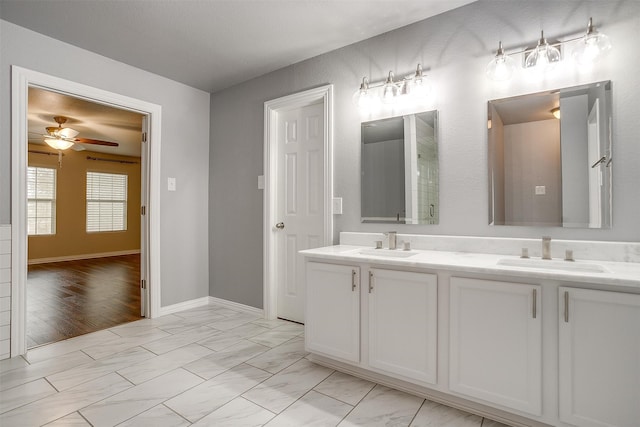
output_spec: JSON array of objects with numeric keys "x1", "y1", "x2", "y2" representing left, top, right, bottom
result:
[{"x1": 275, "y1": 222, "x2": 285, "y2": 229}]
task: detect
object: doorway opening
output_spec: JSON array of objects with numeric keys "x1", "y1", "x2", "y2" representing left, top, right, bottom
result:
[
  {"x1": 26, "y1": 87, "x2": 145, "y2": 348},
  {"x1": 11, "y1": 66, "x2": 162, "y2": 357}
]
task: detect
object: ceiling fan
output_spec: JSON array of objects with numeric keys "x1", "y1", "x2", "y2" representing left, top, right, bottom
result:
[{"x1": 31, "y1": 116, "x2": 119, "y2": 151}]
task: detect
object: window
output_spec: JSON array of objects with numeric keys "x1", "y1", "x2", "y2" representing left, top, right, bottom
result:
[
  {"x1": 27, "y1": 166, "x2": 57, "y2": 235},
  {"x1": 86, "y1": 172, "x2": 128, "y2": 232}
]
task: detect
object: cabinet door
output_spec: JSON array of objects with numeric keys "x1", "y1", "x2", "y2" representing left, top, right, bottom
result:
[
  {"x1": 449, "y1": 277, "x2": 542, "y2": 415},
  {"x1": 559, "y1": 287, "x2": 640, "y2": 427},
  {"x1": 368, "y1": 269, "x2": 438, "y2": 384},
  {"x1": 305, "y1": 262, "x2": 360, "y2": 363}
]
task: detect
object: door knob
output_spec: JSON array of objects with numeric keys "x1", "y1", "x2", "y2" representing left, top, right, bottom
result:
[{"x1": 275, "y1": 222, "x2": 285, "y2": 229}]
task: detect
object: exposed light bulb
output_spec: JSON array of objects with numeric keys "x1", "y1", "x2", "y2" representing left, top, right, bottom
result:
[
  {"x1": 551, "y1": 107, "x2": 560, "y2": 119},
  {"x1": 44, "y1": 138, "x2": 74, "y2": 150},
  {"x1": 381, "y1": 71, "x2": 398, "y2": 105},
  {"x1": 525, "y1": 31, "x2": 561, "y2": 72},
  {"x1": 486, "y1": 42, "x2": 516, "y2": 81},
  {"x1": 573, "y1": 17, "x2": 611, "y2": 68},
  {"x1": 352, "y1": 77, "x2": 380, "y2": 112},
  {"x1": 410, "y1": 64, "x2": 431, "y2": 98}
]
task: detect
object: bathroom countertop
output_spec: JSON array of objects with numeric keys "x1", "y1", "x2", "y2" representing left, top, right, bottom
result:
[{"x1": 300, "y1": 245, "x2": 640, "y2": 289}]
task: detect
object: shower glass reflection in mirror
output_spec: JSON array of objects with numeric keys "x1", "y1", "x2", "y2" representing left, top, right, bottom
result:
[
  {"x1": 361, "y1": 110, "x2": 439, "y2": 224},
  {"x1": 488, "y1": 81, "x2": 611, "y2": 228}
]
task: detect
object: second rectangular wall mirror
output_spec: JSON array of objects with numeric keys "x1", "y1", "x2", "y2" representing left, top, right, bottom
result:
[
  {"x1": 488, "y1": 80, "x2": 612, "y2": 228},
  {"x1": 361, "y1": 110, "x2": 439, "y2": 224}
]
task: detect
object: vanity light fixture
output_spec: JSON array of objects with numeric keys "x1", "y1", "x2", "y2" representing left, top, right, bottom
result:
[
  {"x1": 486, "y1": 17, "x2": 611, "y2": 81},
  {"x1": 352, "y1": 77, "x2": 379, "y2": 111},
  {"x1": 524, "y1": 31, "x2": 561, "y2": 72},
  {"x1": 551, "y1": 107, "x2": 560, "y2": 119},
  {"x1": 381, "y1": 72, "x2": 398, "y2": 105},
  {"x1": 486, "y1": 42, "x2": 516, "y2": 81},
  {"x1": 572, "y1": 17, "x2": 612, "y2": 67},
  {"x1": 353, "y1": 64, "x2": 432, "y2": 110}
]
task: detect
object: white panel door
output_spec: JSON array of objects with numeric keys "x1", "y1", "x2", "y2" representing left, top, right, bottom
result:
[
  {"x1": 275, "y1": 102, "x2": 324, "y2": 323},
  {"x1": 368, "y1": 268, "x2": 437, "y2": 384},
  {"x1": 587, "y1": 99, "x2": 602, "y2": 228},
  {"x1": 305, "y1": 262, "x2": 360, "y2": 363},
  {"x1": 449, "y1": 277, "x2": 542, "y2": 415},
  {"x1": 559, "y1": 287, "x2": 640, "y2": 427}
]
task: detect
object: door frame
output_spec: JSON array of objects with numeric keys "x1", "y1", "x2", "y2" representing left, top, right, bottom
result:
[
  {"x1": 10, "y1": 66, "x2": 162, "y2": 356},
  {"x1": 263, "y1": 85, "x2": 334, "y2": 320}
]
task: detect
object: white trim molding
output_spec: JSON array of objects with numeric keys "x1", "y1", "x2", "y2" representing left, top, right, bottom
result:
[
  {"x1": 209, "y1": 296, "x2": 264, "y2": 317},
  {"x1": 158, "y1": 296, "x2": 264, "y2": 318},
  {"x1": 10, "y1": 66, "x2": 162, "y2": 357},
  {"x1": 263, "y1": 84, "x2": 334, "y2": 320},
  {"x1": 159, "y1": 296, "x2": 211, "y2": 316},
  {"x1": 28, "y1": 250, "x2": 141, "y2": 265}
]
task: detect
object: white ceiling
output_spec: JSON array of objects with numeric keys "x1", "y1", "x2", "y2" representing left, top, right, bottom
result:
[{"x1": 0, "y1": 0, "x2": 476, "y2": 93}]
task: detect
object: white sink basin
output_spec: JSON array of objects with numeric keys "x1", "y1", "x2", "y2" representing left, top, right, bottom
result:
[
  {"x1": 357, "y1": 248, "x2": 419, "y2": 258},
  {"x1": 497, "y1": 258, "x2": 608, "y2": 273}
]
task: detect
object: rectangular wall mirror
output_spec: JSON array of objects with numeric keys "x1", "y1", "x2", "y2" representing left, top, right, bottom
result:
[
  {"x1": 361, "y1": 110, "x2": 439, "y2": 224},
  {"x1": 488, "y1": 80, "x2": 612, "y2": 228}
]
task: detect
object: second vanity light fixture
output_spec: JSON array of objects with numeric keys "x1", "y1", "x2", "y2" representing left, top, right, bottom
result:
[
  {"x1": 486, "y1": 17, "x2": 612, "y2": 81},
  {"x1": 354, "y1": 64, "x2": 431, "y2": 111}
]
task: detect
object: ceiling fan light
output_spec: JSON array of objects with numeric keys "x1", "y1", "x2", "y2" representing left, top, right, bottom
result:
[
  {"x1": 44, "y1": 138, "x2": 74, "y2": 150},
  {"x1": 58, "y1": 127, "x2": 79, "y2": 138}
]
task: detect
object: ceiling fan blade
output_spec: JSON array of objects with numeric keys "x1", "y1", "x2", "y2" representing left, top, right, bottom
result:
[
  {"x1": 71, "y1": 143, "x2": 86, "y2": 151},
  {"x1": 73, "y1": 137, "x2": 119, "y2": 147},
  {"x1": 29, "y1": 131, "x2": 50, "y2": 137}
]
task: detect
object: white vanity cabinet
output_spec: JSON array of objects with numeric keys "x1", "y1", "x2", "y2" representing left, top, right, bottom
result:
[
  {"x1": 367, "y1": 268, "x2": 438, "y2": 384},
  {"x1": 449, "y1": 277, "x2": 542, "y2": 416},
  {"x1": 305, "y1": 262, "x2": 360, "y2": 363},
  {"x1": 558, "y1": 287, "x2": 640, "y2": 427}
]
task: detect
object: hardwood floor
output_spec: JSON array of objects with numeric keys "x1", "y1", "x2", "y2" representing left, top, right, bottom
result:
[{"x1": 27, "y1": 254, "x2": 142, "y2": 348}]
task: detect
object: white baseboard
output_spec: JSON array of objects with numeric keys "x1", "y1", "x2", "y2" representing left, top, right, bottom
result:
[
  {"x1": 208, "y1": 296, "x2": 264, "y2": 316},
  {"x1": 159, "y1": 296, "x2": 210, "y2": 316},
  {"x1": 28, "y1": 249, "x2": 141, "y2": 265},
  {"x1": 158, "y1": 296, "x2": 264, "y2": 318}
]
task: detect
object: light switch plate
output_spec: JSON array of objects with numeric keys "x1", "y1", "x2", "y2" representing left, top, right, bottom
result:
[
  {"x1": 258, "y1": 175, "x2": 264, "y2": 190},
  {"x1": 332, "y1": 197, "x2": 343, "y2": 215},
  {"x1": 535, "y1": 185, "x2": 546, "y2": 195},
  {"x1": 168, "y1": 177, "x2": 176, "y2": 192}
]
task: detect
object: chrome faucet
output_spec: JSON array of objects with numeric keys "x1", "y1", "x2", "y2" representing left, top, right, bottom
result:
[
  {"x1": 542, "y1": 236, "x2": 551, "y2": 260},
  {"x1": 385, "y1": 231, "x2": 397, "y2": 250}
]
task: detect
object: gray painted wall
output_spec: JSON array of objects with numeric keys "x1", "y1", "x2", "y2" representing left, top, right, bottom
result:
[
  {"x1": 504, "y1": 120, "x2": 561, "y2": 226},
  {"x1": 362, "y1": 138, "x2": 405, "y2": 220},
  {"x1": 210, "y1": 0, "x2": 640, "y2": 309},
  {"x1": 1, "y1": 20, "x2": 211, "y2": 306}
]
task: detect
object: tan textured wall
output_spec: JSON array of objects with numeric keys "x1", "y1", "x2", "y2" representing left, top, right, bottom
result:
[{"x1": 27, "y1": 144, "x2": 141, "y2": 261}]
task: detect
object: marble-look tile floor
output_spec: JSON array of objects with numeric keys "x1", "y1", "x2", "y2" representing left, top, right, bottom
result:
[{"x1": 0, "y1": 303, "x2": 511, "y2": 427}]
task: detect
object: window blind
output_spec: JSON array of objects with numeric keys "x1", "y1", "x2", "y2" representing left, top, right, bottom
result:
[
  {"x1": 86, "y1": 171, "x2": 128, "y2": 232},
  {"x1": 27, "y1": 166, "x2": 56, "y2": 235}
]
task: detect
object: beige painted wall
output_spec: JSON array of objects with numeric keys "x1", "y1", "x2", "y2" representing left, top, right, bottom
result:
[{"x1": 27, "y1": 144, "x2": 141, "y2": 261}]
